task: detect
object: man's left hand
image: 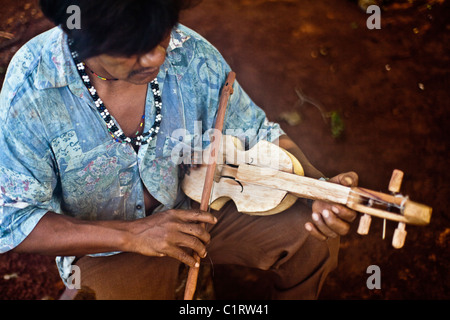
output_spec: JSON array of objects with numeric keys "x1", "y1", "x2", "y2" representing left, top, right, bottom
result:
[{"x1": 305, "y1": 172, "x2": 359, "y2": 241}]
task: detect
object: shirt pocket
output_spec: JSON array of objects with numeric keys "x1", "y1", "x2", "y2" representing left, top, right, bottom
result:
[{"x1": 161, "y1": 130, "x2": 201, "y2": 166}]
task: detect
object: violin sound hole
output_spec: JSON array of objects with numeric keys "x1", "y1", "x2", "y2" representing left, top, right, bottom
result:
[
  {"x1": 221, "y1": 175, "x2": 244, "y2": 193},
  {"x1": 225, "y1": 163, "x2": 239, "y2": 168}
]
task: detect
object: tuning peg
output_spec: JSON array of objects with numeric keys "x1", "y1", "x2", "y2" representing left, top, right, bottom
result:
[
  {"x1": 389, "y1": 169, "x2": 404, "y2": 193},
  {"x1": 357, "y1": 214, "x2": 372, "y2": 235},
  {"x1": 388, "y1": 170, "x2": 407, "y2": 248},
  {"x1": 392, "y1": 222, "x2": 407, "y2": 248}
]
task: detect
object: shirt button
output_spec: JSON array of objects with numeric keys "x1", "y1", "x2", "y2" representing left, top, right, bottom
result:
[{"x1": 136, "y1": 204, "x2": 142, "y2": 210}]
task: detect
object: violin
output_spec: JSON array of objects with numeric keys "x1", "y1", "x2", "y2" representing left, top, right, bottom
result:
[
  {"x1": 181, "y1": 134, "x2": 432, "y2": 248},
  {"x1": 181, "y1": 71, "x2": 432, "y2": 299}
]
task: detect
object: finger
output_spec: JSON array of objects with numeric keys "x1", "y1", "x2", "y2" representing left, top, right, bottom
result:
[
  {"x1": 329, "y1": 171, "x2": 359, "y2": 187},
  {"x1": 165, "y1": 246, "x2": 200, "y2": 268},
  {"x1": 311, "y1": 212, "x2": 339, "y2": 238},
  {"x1": 330, "y1": 205, "x2": 357, "y2": 223},
  {"x1": 304, "y1": 222, "x2": 327, "y2": 241},
  {"x1": 321, "y1": 208, "x2": 351, "y2": 236},
  {"x1": 178, "y1": 209, "x2": 218, "y2": 225},
  {"x1": 176, "y1": 233, "x2": 208, "y2": 259},
  {"x1": 313, "y1": 197, "x2": 357, "y2": 224},
  {"x1": 179, "y1": 222, "x2": 211, "y2": 245}
]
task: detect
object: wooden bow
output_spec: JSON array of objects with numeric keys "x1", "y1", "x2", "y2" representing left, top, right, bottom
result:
[{"x1": 183, "y1": 71, "x2": 236, "y2": 300}]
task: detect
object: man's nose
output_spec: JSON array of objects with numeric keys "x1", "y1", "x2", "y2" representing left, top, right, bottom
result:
[{"x1": 139, "y1": 45, "x2": 166, "y2": 68}]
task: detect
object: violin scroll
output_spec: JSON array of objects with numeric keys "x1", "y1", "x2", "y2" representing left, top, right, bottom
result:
[{"x1": 353, "y1": 169, "x2": 432, "y2": 248}]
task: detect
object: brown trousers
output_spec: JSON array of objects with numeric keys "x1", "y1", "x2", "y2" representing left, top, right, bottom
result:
[{"x1": 74, "y1": 201, "x2": 339, "y2": 300}]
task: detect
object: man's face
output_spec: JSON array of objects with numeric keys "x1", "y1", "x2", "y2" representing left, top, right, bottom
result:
[{"x1": 92, "y1": 35, "x2": 171, "y2": 85}]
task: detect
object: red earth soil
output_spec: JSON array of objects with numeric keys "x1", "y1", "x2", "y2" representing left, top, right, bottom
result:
[{"x1": 0, "y1": 0, "x2": 448, "y2": 300}]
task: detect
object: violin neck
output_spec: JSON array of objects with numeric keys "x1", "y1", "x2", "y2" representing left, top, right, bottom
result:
[{"x1": 235, "y1": 164, "x2": 351, "y2": 205}]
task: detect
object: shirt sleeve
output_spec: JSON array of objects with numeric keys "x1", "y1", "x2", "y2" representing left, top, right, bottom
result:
[
  {"x1": 0, "y1": 98, "x2": 58, "y2": 253},
  {"x1": 224, "y1": 78, "x2": 286, "y2": 148},
  {"x1": 191, "y1": 32, "x2": 285, "y2": 149}
]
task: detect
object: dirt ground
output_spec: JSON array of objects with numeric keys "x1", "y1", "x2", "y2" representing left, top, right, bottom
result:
[{"x1": 0, "y1": 0, "x2": 449, "y2": 300}]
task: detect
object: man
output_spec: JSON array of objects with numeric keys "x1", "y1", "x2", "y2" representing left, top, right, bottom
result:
[{"x1": 0, "y1": 0, "x2": 358, "y2": 299}]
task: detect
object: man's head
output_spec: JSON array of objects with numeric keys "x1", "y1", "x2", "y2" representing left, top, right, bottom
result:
[
  {"x1": 39, "y1": 0, "x2": 196, "y2": 84},
  {"x1": 40, "y1": 0, "x2": 194, "y2": 59}
]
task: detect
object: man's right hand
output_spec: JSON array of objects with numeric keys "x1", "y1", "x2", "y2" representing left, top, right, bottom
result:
[{"x1": 125, "y1": 209, "x2": 217, "y2": 268}]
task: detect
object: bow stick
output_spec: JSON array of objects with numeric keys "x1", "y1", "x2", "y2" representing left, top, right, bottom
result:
[{"x1": 183, "y1": 71, "x2": 236, "y2": 300}]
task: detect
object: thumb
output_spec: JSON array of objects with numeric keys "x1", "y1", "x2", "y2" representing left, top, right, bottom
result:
[{"x1": 329, "y1": 171, "x2": 359, "y2": 187}]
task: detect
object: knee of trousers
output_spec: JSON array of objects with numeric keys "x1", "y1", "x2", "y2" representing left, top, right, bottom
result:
[{"x1": 272, "y1": 234, "x2": 340, "y2": 290}]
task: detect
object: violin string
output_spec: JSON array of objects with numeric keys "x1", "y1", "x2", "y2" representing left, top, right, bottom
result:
[
  {"x1": 206, "y1": 254, "x2": 215, "y2": 278},
  {"x1": 347, "y1": 190, "x2": 406, "y2": 211}
]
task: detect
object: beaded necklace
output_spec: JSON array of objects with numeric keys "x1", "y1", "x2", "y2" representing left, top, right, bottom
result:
[
  {"x1": 68, "y1": 39, "x2": 162, "y2": 147},
  {"x1": 84, "y1": 63, "x2": 118, "y2": 81},
  {"x1": 83, "y1": 62, "x2": 146, "y2": 137}
]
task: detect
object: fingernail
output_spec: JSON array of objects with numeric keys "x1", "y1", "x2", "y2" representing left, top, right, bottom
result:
[
  {"x1": 312, "y1": 212, "x2": 320, "y2": 221},
  {"x1": 203, "y1": 251, "x2": 208, "y2": 258},
  {"x1": 305, "y1": 223, "x2": 312, "y2": 231},
  {"x1": 195, "y1": 262, "x2": 200, "y2": 268},
  {"x1": 331, "y1": 206, "x2": 339, "y2": 215},
  {"x1": 322, "y1": 209, "x2": 329, "y2": 218},
  {"x1": 344, "y1": 177, "x2": 353, "y2": 185}
]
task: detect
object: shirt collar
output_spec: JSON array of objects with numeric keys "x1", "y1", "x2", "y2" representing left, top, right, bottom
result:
[
  {"x1": 33, "y1": 26, "x2": 191, "y2": 91},
  {"x1": 34, "y1": 27, "x2": 80, "y2": 90},
  {"x1": 168, "y1": 27, "x2": 191, "y2": 52}
]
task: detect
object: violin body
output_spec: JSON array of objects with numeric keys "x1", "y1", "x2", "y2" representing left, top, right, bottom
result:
[{"x1": 182, "y1": 135, "x2": 305, "y2": 215}]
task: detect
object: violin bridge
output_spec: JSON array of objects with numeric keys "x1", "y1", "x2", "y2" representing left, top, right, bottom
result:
[{"x1": 213, "y1": 165, "x2": 222, "y2": 183}]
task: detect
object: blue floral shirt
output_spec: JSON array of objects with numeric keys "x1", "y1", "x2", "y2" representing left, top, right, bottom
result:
[{"x1": 0, "y1": 24, "x2": 284, "y2": 285}]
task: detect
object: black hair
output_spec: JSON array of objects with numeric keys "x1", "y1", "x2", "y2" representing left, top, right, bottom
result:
[{"x1": 39, "y1": 0, "x2": 198, "y2": 60}]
